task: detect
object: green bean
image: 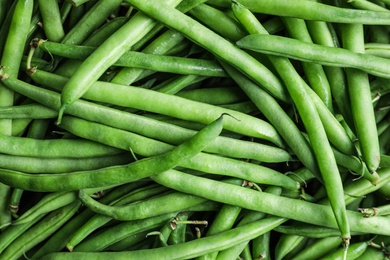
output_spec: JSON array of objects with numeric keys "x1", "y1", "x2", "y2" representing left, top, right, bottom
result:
[
  {"x1": 73, "y1": 213, "x2": 178, "y2": 252},
  {"x1": 0, "y1": 114, "x2": 226, "y2": 192},
  {"x1": 359, "y1": 246, "x2": 387, "y2": 260},
  {"x1": 292, "y1": 236, "x2": 344, "y2": 260},
  {"x1": 11, "y1": 191, "x2": 77, "y2": 226},
  {"x1": 282, "y1": 17, "x2": 333, "y2": 111},
  {"x1": 67, "y1": 4, "x2": 86, "y2": 30},
  {"x1": 0, "y1": 130, "x2": 121, "y2": 158},
  {"x1": 68, "y1": 0, "x2": 90, "y2": 7},
  {"x1": 232, "y1": 4, "x2": 350, "y2": 246},
  {"x1": 126, "y1": 0, "x2": 289, "y2": 103},
  {"x1": 321, "y1": 240, "x2": 369, "y2": 260},
  {"x1": 176, "y1": 87, "x2": 248, "y2": 105},
  {"x1": 0, "y1": 201, "x2": 81, "y2": 260},
  {"x1": 42, "y1": 217, "x2": 286, "y2": 259},
  {"x1": 58, "y1": 116, "x2": 299, "y2": 190},
  {"x1": 8, "y1": 188, "x2": 23, "y2": 217},
  {"x1": 58, "y1": 0, "x2": 183, "y2": 123},
  {"x1": 0, "y1": 103, "x2": 57, "y2": 119},
  {"x1": 37, "y1": 0, "x2": 64, "y2": 42},
  {"x1": 0, "y1": 153, "x2": 132, "y2": 174},
  {"x1": 0, "y1": 184, "x2": 11, "y2": 230},
  {"x1": 38, "y1": 41, "x2": 228, "y2": 78},
  {"x1": 236, "y1": 34, "x2": 390, "y2": 80},
  {"x1": 220, "y1": 62, "x2": 320, "y2": 180},
  {"x1": 189, "y1": 3, "x2": 247, "y2": 42},
  {"x1": 152, "y1": 169, "x2": 390, "y2": 235},
  {"x1": 276, "y1": 234, "x2": 309, "y2": 260},
  {"x1": 236, "y1": 0, "x2": 390, "y2": 24},
  {"x1": 0, "y1": 0, "x2": 33, "y2": 138},
  {"x1": 8, "y1": 71, "x2": 292, "y2": 163},
  {"x1": 66, "y1": 184, "x2": 170, "y2": 251},
  {"x1": 380, "y1": 154, "x2": 390, "y2": 167},
  {"x1": 78, "y1": 189, "x2": 207, "y2": 221},
  {"x1": 232, "y1": 2, "x2": 354, "y2": 159},
  {"x1": 348, "y1": 0, "x2": 389, "y2": 11},
  {"x1": 274, "y1": 223, "x2": 365, "y2": 238},
  {"x1": 0, "y1": 212, "x2": 46, "y2": 254},
  {"x1": 340, "y1": 23, "x2": 381, "y2": 173},
  {"x1": 83, "y1": 16, "x2": 129, "y2": 46},
  {"x1": 167, "y1": 213, "x2": 189, "y2": 245},
  {"x1": 61, "y1": 0, "x2": 122, "y2": 45},
  {"x1": 105, "y1": 231, "x2": 151, "y2": 251},
  {"x1": 31, "y1": 182, "x2": 146, "y2": 259},
  {"x1": 197, "y1": 203, "x2": 242, "y2": 260},
  {"x1": 27, "y1": 70, "x2": 284, "y2": 146}
]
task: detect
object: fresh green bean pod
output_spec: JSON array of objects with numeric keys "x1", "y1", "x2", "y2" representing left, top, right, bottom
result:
[
  {"x1": 0, "y1": 103, "x2": 58, "y2": 119},
  {"x1": 348, "y1": 0, "x2": 389, "y2": 11},
  {"x1": 321, "y1": 240, "x2": 369, "y2": 260},
  {"x1": 73, "y1": 213, "x2": 178, "y2": 252},
  {"x1": 0, "y1": 201, "x2": 81, "y2": 260},
  {"x1": 340, "y1": 23, "x2": 381, "y2": 173},
  {"x1": 38, "y1": 41, "x2": 227, "y2": 78},
  {"x1": 37, "y1": 0, "x2": 64, "y2": 42},
  {"x1": 152, "y1": 169, "x2": 390, "y2": 235},
  {"x1": 66, "y1": 184, "x2": 169, "y2": 251},
  {"x1": 31, "y1": 182, "x2": 146, "y2": 259},
  {"x1": 61, "y1": 0, "x2": 122, "y2": 45},
  {"x1": 58, "y1": 0, "x2": 183, "y2": 123},
  {"x1": 57, "y1": 116, "x2": 299, "y2": 191},
  {"x1": 41, "y1": 217, "x2": 286, "y2": 259},
  {"x1": 0, "y1": 114, "x2": 226, "y2": 192},
  {"x1": 8, "y1": 71, "x2": 292, "y2": 163},
  {"x1": 232, "y1": 3, "x2": 350, "y2": 245},
  {"x1": 236, "y1": 0, "x2": 390, "y2": 24},
  {"x1": 282, "y1": 17, "x2": 333, "y2": 112},
  {"x1": 236, "y1": 34, "x2": 390, "y2": 80},
  {"x1": 78, "y1": 189, "x2": 207, "y2": 221},
  {"x1": 291, "y1": 236, "x2": 344, "y2": 260},
  {"x1": 125, "y1": 0, "x2": 289, "y2": 103},
  {"x1": 28, "y1": 70, "x2": 284, "y2": 146},
  {"x1": 197, "y1": 203, "x2": 242, "y2": 260},
  {"x1": 189, "y1": 3, "x2": 247, "y2": 42}
]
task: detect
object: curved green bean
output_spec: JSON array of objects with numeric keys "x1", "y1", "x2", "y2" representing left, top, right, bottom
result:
[
  {"x1": 7, "y1": 71, "x2": 292, "y2": 163},
  {"x1": 125, "y1": 0, "x2": 289, "y2": 103},
  {"x1": 38, "y1": 40, "x2": 227, "y2": 77},
  {"x1": 58, "y1": 0, "x2": 182, "y2": 123},
  {"x1": 152, "y1": 169, "x2": 390, "y2": 235},
  {"x1": 0, "y1": 201, "x2": 81, "y2": 260},
  {"x1": 37, "y1": 0, "x2": 64, "y2": 42},
  {"x1": 236, "y1": 34, "x2": 390, "y2": 79},
  {"x1": 235, "y1": 0, "x2": 390, "y2": 24},
  {"x1": 0, "y1": 114, "x2": 225, "y2": 192},
  {"x1": 41, "y1": 217, "x2": 286, "y2": 259}
]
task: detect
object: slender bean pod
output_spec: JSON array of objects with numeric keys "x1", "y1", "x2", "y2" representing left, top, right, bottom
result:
[
  {"x1": 125, "y1": 0, "x2": 290, "y2": 103},
  {"x1": 235, "y1": 0, "x2": 390, "y2": 24},
  {"x1": 236, "y1": 34, "x2": 390, "y2": 79},
  {"x1": 41, "y1": 217, "x2": 286, "y2": 259}
]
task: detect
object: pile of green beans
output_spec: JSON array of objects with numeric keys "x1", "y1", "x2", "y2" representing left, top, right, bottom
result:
[{"x1": 0, "y1": 0, "x2": 389, "y2": 259}]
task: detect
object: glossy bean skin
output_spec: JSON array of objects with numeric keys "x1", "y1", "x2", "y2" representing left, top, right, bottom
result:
[
  {"x1": 236, "y1": 0, "x2": 390, "y2": 24},
  {"x1": 151, "y1": 169, "x2": 390, "y2": 235},
  {"x1": 236, "y1": 34, "x2": 390, "y2": 79},
  {"x1": 232, "y1": 3, "x2": 350, "y2": 245},
  {"x1": 28, "y1": 70, "x2": 284, "y2": 146},
  {"x1": 37, "y1": 0, "x2": 64, "y2": 42},
  {"x1": 0, "y1": 114, "x2": 226, "y2": 192},
  {"x1": 58, "y1": 0, "x2": 183, "y2": 122},
  {"x1": 340, "y1": 23, "x2": 381, "y2": 173},
  {"x1": 38, "y1": 41, "x2": 227, "y2": 78},
  {"x1": 29, "y1": 70, "x2": 289, "y2": 161},
  {"x1": 125, "y1": 0, "x2": 290, "y2": 103},
  {"x1": 0, "y1": 201, "x2": 81, "y2": 260},
  {"x1": 41, "y1": 217, "x2": 287, "y2": 260}
]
